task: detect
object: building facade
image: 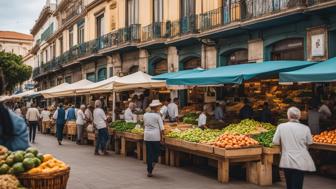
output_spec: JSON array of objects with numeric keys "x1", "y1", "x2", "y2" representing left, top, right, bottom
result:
[
  {"x1": 0, "y1": 31, "x2": 33, "y2": 56},
  {"x1": 31, "y1": 0, "x2": 336, "y2": 91}
]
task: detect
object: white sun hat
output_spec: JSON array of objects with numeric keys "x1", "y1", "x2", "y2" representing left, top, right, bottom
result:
[{"x1": 149, "y1": 99, "x2": 162, "y2": 107}]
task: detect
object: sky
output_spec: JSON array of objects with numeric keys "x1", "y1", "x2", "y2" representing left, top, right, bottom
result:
[{"x1": 0, "y1": 0, "x2": 46, "y2": 35}]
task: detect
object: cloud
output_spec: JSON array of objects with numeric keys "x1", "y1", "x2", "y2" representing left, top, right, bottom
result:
[{"x1": 0, "y1": 0, "x2": 46, "y2": 34}]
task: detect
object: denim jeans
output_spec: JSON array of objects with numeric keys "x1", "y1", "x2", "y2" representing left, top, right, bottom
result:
[
  {"x1": 284, "y1": 168, "x2": 305, "y2": 189},
  {"x1": 56, "y1": 123, "x2": 65, "y2": 141},
  {"x1": 145, "y1": 141, "x2": 160, "y2": 174},
  {"x1": 95, "y1": 128, "x2": 108, "y2": 153},
  {"x1": 28, "y1": 121, "x2": 38, "y2": 142}
]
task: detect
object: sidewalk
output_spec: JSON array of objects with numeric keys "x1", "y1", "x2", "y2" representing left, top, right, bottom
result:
[{"x1": 32, "y1": 134, "x2": 336, "y2": 189}]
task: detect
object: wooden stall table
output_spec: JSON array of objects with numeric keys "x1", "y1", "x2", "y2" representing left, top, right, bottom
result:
[
  {"x1": 310, "y1": 143, "x2": 336, "y2": 152},
  {"x1": 246, "y1": 146, "x2": 280, "y2": 186},
  {"x1": 116, "y1": 131, "x2": 144, "y2": 160},
  {"x1": 164, "y1": 137, "x2": 263, "y2": 184}
]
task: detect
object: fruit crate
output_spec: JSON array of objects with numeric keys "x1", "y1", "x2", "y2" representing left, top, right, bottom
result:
[
  {"x1": 67, "y1": 124, "x2": 77, "y2": 136},
  {"x1": 87, "y1": 132, "x2": 96, "y2": 141},
  {"x1": 124, "y1": 132, "x2": 143, "y2": 140},
  {"x1": 196, "y1": 143, "x2": 214, "y2": 154},
  {"x1": 214, "y1": 146, "x2": 262, "y2": 158}
]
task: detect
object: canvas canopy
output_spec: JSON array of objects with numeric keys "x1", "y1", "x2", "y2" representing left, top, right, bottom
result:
[
  {"x1": 40, "y1": 79, "x2": 93, "y2": 98},
  {"x1": 39, "y1": 83, "x2": 70, "y2": 98},
  {"x1": 152, "y1": 68, "x2": 204, "y2": 80},
  {"x1": 167, "y1": 61, "x2": 315, "y2": 86},
  {"x1": 114, "y1": 71, "x2": 166, "y2": 91},
  {"x1": 11, "y1": 90, "x2": 39, "y2": 99},
  {"x1": 75, "y1": 76, "x2": 119, "y2": 94},
  {"x1": 280, "y1": 57, "x2": 336, "y2": 83}
]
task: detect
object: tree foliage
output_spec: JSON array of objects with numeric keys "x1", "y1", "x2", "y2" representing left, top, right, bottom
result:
[{"x1": 0, "y1": 51, "x2": 32, "y2": 91}]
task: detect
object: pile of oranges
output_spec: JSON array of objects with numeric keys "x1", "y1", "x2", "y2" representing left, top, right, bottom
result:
[
  {"x1": 213, "y1": 134, "x2": 259, "y2": 149},
  {"x1": 27, "y1": 154, "x2": 68, "y2": 174},
  {"x1": 313, "y1": 130, "x2": 336, "y2": 144}
]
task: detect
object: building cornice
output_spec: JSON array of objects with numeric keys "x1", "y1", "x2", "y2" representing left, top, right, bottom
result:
[{"x1": 31, "y1": 6, "x2": 53, "y2": 35}]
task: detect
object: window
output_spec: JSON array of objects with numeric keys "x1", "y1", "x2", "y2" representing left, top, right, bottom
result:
[
  {"x1": 127, "y1": 0, "x2": 139, "y2": 26},
  {"x1": 45, "y1": 49, "x2": 48, "y2": 62},
  {"x1": 65, "y1": 76, "x2": 72, "y2": 84},
  {"x1": 96, "y1": 14, "x2": 105, "y2": 38},
  {"x1": 109, "y1": 67, "x2": 113, "y2": 78},
  {"x1": 69, "y1": 27, "x2": 74, "y2": 47},
  {"x1": 86, "y1": 72, "x2": 95, "y2": 82},
  {"x1": 181, "y1": 0, "x2": 195, "y2": 17},
  {"x1": 228, "y1": 49, "x2": 248, "y2": 65},
  {"x1": 153, "y1": 0, "x2": 163, "y2": 22},
  {"x1": 78, "y1": 24, "x2": 85, "y2": 44},
  {"x1": 97, "y1": 68, "x2": 107, "y2": 81},
  {"x1": 52, "y1": 42, "x2": 56, "y2": 59},
  {"x1": 129, "y1": 65, "x2": 139, "y2": 74},
  {"x1": 57, "y1": 77, "x2": 63, "y2": 85},
  {"x1": 59, "y1": 36, "x2": 63, "y2": 54}
]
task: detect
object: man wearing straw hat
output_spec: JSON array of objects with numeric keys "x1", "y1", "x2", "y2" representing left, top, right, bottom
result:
[{"x1": 143, "y1": 99, "x2": 164, "y2": 177}]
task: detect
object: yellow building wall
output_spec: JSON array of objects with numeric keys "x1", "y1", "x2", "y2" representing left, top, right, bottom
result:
[
  {"x1": 139, "y1": 0, "x2": 152, "y2": 27},
  {"x1": 165, "y1": 0, "x2": 180, "y2": 21},
  {"x1": 86, "y1": 2, "x2": 108, "y2": 41},
  {"x1": 117, "y1": 0, "x2": 126, "y2": 28}
]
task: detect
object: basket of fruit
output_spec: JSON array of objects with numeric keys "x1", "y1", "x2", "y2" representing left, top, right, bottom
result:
[
  {"x1": 66, "y1": 121, "x2": 77, "y2": 135},
  {"x1": 0, "y1": 145, "x2": 70, "y2": 189}
]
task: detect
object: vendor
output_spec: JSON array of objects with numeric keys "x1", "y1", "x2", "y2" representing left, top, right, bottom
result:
[
  {"x1": 319, "y1": 99, "x2": 332, "y2": 120},
  {"x1": 66, "y1": 104, "x2": 76, "y2": 121},
  {"x1": 239, "y1": 98, "x2": 253, "y2": 119},
  {"x1": 260, "y1": 102, "x2": 272, "y2": 123},
  {"x1": 160, "y1": 99, "x2": 169, "y2": 120},
  {"x1": 308, "y1": 102, "x2": 320, "y2": 135},
  {"x1": 167, "y1": 98, "x2": 179, "y2": 122},
  {"x1": 214, "y1": 102, "x2": 225, "y2": 121},
  {"x1": 124, "y1": 102, "x2": 137, "y2": 123},
  {"x1": 198, "y1": 108, "x2": 208, "y2": 130}
]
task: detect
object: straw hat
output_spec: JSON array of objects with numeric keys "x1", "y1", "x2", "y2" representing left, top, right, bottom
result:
[{"x1": 149, "y1": 100, "x2": 162, "y2": 107}]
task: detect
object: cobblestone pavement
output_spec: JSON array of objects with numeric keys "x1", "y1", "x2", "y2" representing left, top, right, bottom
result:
[{"x1": 32, "y1": 134, "x2": 336, "y2": 189}]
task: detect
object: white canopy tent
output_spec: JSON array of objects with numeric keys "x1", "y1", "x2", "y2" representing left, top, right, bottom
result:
[
  {"x1": 10, "y1": 90, "x2": 39, "y2": 99},
  {"x1": 39, "y1": 83, "x2": 70, "y2": 98},
  {"x1": 114, "y1": 71, "x2": 166, "y2": 91},
  {"x1": 40, "y1": 79, "x2": 94, "y2": 98},
  {"x1": 0, "y1": 95, "x2": 12, "y2": 102},
  {"x1": 75, "y1": 76, "x2": 119, "y2": 94}
]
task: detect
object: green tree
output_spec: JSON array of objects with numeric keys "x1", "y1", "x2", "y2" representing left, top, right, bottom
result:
[{"x1": 0, "y1": 51, "x2": 32, "y2": 92}]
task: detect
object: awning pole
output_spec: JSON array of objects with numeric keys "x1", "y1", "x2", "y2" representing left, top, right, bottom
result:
[{"x1": 112, "y1": 90, "x2": 116, "y2": 122}]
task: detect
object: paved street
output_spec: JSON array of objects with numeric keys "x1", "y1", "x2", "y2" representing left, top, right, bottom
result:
[{"x1": 32, "y1": 134, "x2": 336, "y2": 189}]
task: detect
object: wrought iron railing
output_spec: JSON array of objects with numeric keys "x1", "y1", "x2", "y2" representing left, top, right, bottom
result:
[
  {"x1": 61, "y1": 2, "x2": 84, "y2": 24},
  {"x1": 142, "y1": 22, "x2": 166, "y2": 42}
]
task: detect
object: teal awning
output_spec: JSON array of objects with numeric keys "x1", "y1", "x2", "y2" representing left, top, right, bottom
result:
[
  {"x1": 152, "y1": 68, "x2": 204, "y2": 80},
  {"x1": 280, "y1": 58, "x2": 336, "y2": 83},
  {"x1": 167, "y1": 61, "x2": 314, "y2": 86}
]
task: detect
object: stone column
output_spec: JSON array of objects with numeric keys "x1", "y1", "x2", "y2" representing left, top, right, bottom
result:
[
  {"x1": 139, "y1": 49, "x2": 149, "y2": 73},
  {"x1": 167, "y1": 46, "x2": 179, "y2": 72},
  {"x1": 202, "y1": 44, "x2": 217, "y2": 69},
  {"x1": 112, "y1": 53, "x2": 122, "y2": 76},
  {"x1": 248, "y1": 39, "x2": 264, "y2": 62}
]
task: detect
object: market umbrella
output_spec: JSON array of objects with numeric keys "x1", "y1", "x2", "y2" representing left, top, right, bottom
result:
[
  {"x1": 38, "y1": 83, "x2": 70, "y2": 98},
  {"x1": 152, "y1": 68, "x2": 204, "y2": 80},
  {"x1": 11, "y1": 89, "x2": 39, "y2": 99},
  {"x1": 280, "y1": 57, "x2": 336, "y2": 83},
  {"x1": 167, "y1": 61, "x2": 315, "y2": 86}
]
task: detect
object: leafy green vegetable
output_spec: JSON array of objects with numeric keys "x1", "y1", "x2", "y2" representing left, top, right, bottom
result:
[{"x1": 253, "y1": 130, "x2": 276, "y2": 147}]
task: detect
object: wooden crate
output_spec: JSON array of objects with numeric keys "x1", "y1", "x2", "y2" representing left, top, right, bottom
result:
[
  {"x1": 67, "y1": 124, "x2": 77, "y2": 135},
  {"x1": 214, "y1": 146, "x2": 262, "y2": 158},
  {"x1": 310, "y1": 143, "x2": 336, "y2": 152},
  {"x1": 124, "y1": 132, "x2": 144, "y2": 140},
  {"x1": 115, "y1": 131, "x2": 125, "y2": 137},
  {"x1": 164, "y1": 137, "x2": 182, "y2": 146},
  {"x1": 179, "y1": 140, "x2": 197, "y2": 151},
  {"x1": 108, "y1": 128, "x2": 115, "y2": 135},
  {"x1": 196, "y1": 143, "x2": 214, "y2": 154},
  {"x1": 263, "y1": 146, "x2": 280, "y2": 155}
]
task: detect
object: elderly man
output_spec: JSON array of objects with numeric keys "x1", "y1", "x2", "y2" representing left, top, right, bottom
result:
[
  {"x1": 273, "y1": 107, "x2": 316, "y2": 189},
  {"x1": 124, "y1": 102, "x2": 136, "y2": 123},
  {"x1": 93, "y1": 100, "x2": 109, "y2": 155}
]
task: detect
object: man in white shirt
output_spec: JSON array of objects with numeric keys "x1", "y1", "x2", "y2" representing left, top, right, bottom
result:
[
  {"x1": 76, "y1": 105, "x2": 86, "y2": 145},
  {"x1": 160, "y1": 99, "x2": 169, "y2": 120},
  {"x1": 124, "y1": 102, "x2": 136, "y2": 123},
  {"x1": 26, "y1": 103, "x2": 40, "y2": 143},
  {"x1": 198, "y1": 109, "x2": 207, "y2": 130},
  {"x1": 40, "y1": 107, "x2": 51, "y2": 134},
  {"x1": 85, "y1": 104, "x2": 93, "y2": 123},
  {"x1": 167, "y1": 98, "x2": 179, "y2": 122},
  {"x1": 93, "y1": 100, "x2": 109, "y2": 155},
  {"x1": 319, "y1": 102, "x2": 332, "y2": 120}
]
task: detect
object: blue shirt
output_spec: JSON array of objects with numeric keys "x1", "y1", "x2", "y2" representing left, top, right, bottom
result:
[
  {"x1": 66, "y1": 107, "x2": 76, "y2": 121},
  {"x1": 0, "y1": 110, "x2": 29, "y2": 151}
]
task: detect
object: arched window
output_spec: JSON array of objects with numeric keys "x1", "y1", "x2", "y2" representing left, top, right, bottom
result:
[
  {"x1": 97, "y1": 68, "x2": 107, "y2": 82},
  {"x1": 227, "y1": 49, "x2": 248, "y2": 65},
  {"x1": 271, "y1": 38, "x2": 304, "y2": 60},
  {"x1": 183, "y1": 57, "x2": 201, "y2": 70},
  {"x1": 153, "y1": 59, "x2": 167, "y2": 75}
]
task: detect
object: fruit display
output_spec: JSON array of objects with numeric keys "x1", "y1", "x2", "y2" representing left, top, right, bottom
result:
[
  {"x1": 223, "y1": 119, "x2": 276, "y2": 135},
  {"x1": 253, "y1": 130, "x2": 276, "y2": 147},
  {"x1": 182, "y1": 112, "x2": 199, "y2": 125},
  {"x1": 130, "y1": 127, "x2": 144, "y2": 134},
  {"x1": 313, "y1": 129, "x2": 336, "y2": 144},
  {"x1": 166, "y1": 128, "x2": 224, "y2": 143},
  {"x1": 0, "y1": 146, "x2": 43, "y2": 175},
  {"x1": 110, "y1": 120, "x2": 137, "y2": 132},
  {"x1": 27, "y1": 154, "x2": 68, "y2": 174},
  {"x1": 213, "y1": 134, "x2": 259, "y2": 149},
  {"x1": 0, "y1": 174, "x2": 26, "y2": 189}
]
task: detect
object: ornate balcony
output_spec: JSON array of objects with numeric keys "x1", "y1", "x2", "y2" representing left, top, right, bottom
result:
[{"x1": 142, "y1": 22, "x2": 166, "y2": 42}]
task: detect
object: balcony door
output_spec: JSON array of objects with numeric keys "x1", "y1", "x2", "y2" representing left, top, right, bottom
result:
[
  {"x1": 153, "y1": 0, "x2": 163, "y2": 23},
  {"x1": 180, "y1": 0, "x2": 196, "y2": 33},
  {"x1": 96, "y1": 14, "x2": 105, "y2": 49},
  {"x1": 127, "y1": 0, "x2": 139, "y2": 26},
  {"x1": 181, "y1": 0, "x2": 195, "y2": 17}
]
